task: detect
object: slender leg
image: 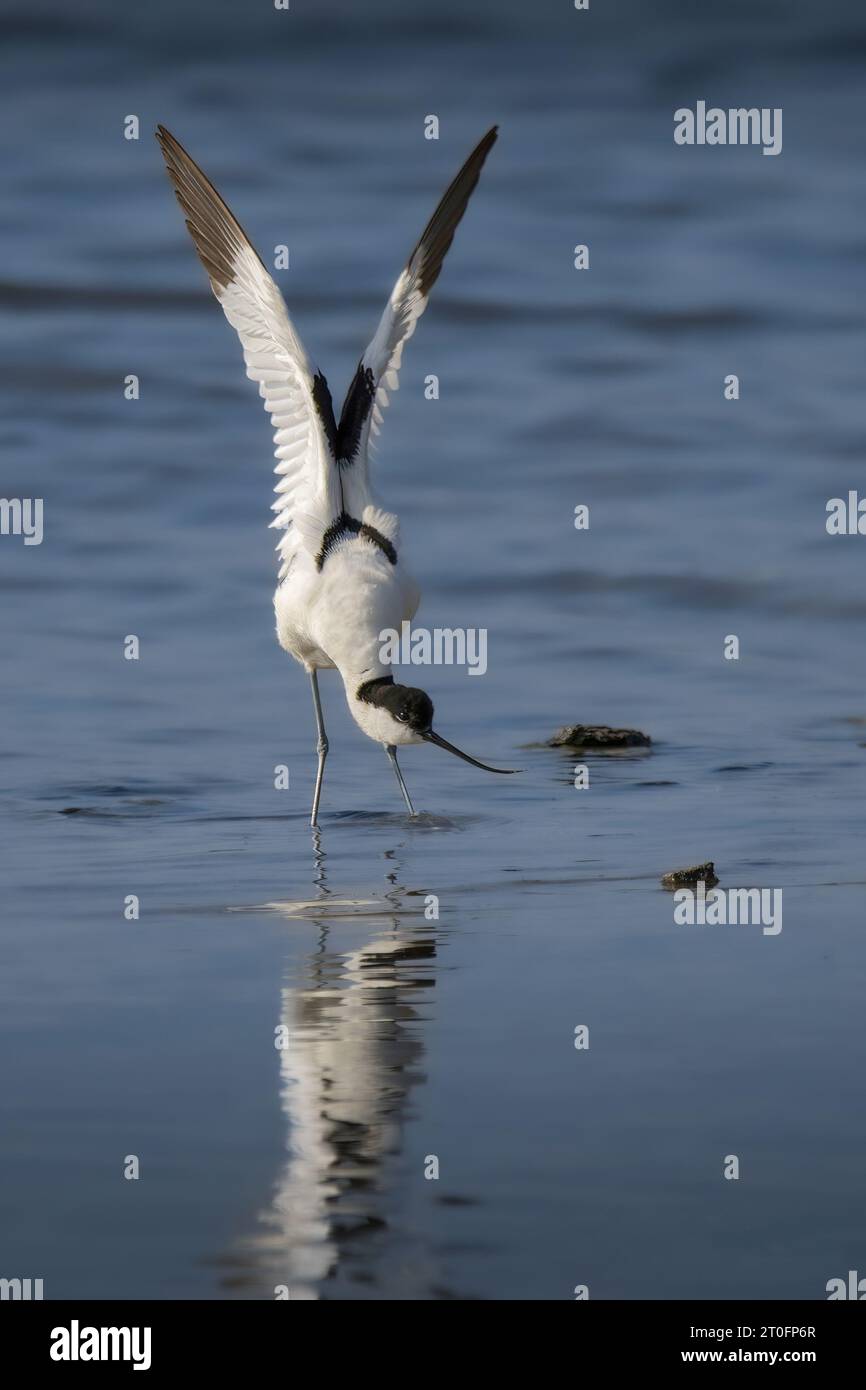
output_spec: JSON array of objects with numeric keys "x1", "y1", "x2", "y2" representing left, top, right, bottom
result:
[
  {"x1": 309, "y1": 671, "x2": 328, "y2": 827},
  {"x1": 385, "y1": 744, "x2": 416, "y2": 817}
]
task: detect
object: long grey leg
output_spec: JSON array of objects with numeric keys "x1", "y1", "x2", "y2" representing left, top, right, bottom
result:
[
  {"x1": 385, "y1": 744, "x2": 416, "y2": 817},
  {"x1": 310, "y1": 671, "x2": 328, "y2": 827}
]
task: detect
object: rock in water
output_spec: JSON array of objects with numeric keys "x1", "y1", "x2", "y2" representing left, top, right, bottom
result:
[
  {"x1": 661, "y1": 862, "x2": 719, "y2": 890},
  {"x1": 547, "y1": 724, "x2": 651, "y2": 750}
]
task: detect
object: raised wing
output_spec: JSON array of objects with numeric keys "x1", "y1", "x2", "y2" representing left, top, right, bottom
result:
[
  {"x1": 156, "y1": 126, "x2": 341, "y2": 577},
  {"x1": 336, "y1": 127, "x2": 498, "y2": 511}
]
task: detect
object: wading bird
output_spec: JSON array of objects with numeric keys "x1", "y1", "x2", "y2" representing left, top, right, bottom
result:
[{"x1": 157, "y1": 124, "x2": 515, "y2": 824}]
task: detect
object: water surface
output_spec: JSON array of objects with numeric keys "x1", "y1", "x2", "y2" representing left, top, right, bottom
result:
[{"x1": 1, "y1": 0, "x2": 865, "y2": 1299}]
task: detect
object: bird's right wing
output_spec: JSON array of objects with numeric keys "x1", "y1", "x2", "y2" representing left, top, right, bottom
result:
[
  {"x1": 156, "y1": 126, "x2": 341, "y2": 575},
  {"x1": 335, "y1": 127, "x2": 498, "y2": 513}
]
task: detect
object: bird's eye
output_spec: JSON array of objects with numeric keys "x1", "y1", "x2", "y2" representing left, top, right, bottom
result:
[{"x1": 398, "y1": 708, "x2": 409, "y2": 722}]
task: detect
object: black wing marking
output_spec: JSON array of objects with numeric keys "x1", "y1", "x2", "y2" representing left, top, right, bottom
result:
[{"x1": 337, "y1": 126, "x2": 498, "y2": 485}]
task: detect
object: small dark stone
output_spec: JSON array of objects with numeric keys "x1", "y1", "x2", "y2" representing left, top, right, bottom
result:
[
  {"x1": 547, "y1": 724, "x2": 651, "y2": 750},
  {"x1": 661, "y1": 862, "x2": 719, "y2": 890}
]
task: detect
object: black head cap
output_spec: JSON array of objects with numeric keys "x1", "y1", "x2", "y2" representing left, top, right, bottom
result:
[
  {"x1": 356, "y1": 676, "x2": 519, "y2": 773},
  {"x1": 357, "y1": 678, "x2": 433, "y2": 733}
]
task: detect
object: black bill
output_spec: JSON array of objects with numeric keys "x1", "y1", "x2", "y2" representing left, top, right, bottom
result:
[{"x1": 422, "y1": 729, "x2": 520, "y2": 774}]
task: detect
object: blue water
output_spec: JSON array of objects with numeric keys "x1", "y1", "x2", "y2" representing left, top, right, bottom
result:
[{"x1": 2, "y1": 0, "x2": 866, "y2": 1299}]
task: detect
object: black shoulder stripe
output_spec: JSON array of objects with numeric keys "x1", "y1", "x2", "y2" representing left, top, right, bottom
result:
[
  {"x1": 316, "y1": 513, "x2": 353, "y2": 569},
  {"x1": 315, "y1": 511, "x2": 397, "y2": 570},
  {"x1": 360, "y1": 520, "x2": 397, "y2": 565},
  {"x1": 335, "y1": 362, "x2": 376, "y2": 466},
  {"x1": 311, "y1": 371, "x2": 338, "y2": 457}
]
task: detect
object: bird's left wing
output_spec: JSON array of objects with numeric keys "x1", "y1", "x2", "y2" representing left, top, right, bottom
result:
[
  {"x1": 335, "y1": 127, "x2": 498, "y2": 512},
  {"x1": 156, "y1": 126, "x2": 341, "y2": 574}
]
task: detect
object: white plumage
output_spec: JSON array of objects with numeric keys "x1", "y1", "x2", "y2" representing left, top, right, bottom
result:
[{"x1": 157, "y1": 124, "x2": 514, "y2": 823}]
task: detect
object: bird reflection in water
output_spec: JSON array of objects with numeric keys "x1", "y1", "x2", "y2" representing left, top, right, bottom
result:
[{"x1": 223, "y1": 831, "x2": 440, "y2": 1298}]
